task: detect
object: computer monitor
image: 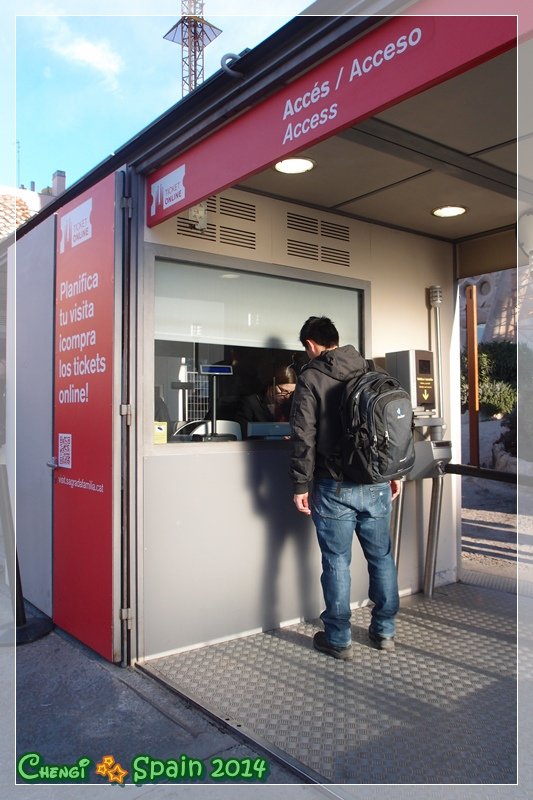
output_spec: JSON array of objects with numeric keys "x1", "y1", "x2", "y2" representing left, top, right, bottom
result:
[{"x1": 246, "y1": 422, "x2": 291, "y2": 439}]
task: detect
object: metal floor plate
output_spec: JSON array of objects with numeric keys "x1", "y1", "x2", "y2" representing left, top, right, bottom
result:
[{"x1": 141, "y1": 583, "x2": 517, "y2": 784}]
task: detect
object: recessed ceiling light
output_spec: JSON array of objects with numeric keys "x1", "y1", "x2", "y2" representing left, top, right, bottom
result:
[
  {"x1": 431, "y1": 205, "x2": 467, "y2": 218},
  {"x1": 274, "y1": 158, "x2": 315, "y2": 174}
]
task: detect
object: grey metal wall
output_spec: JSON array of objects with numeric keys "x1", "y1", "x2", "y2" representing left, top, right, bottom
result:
[
  {"x1": 142, "y1": 444, "x2": 332, "y2": 656},
  {"x1": 141, "y1": 442, "x2": 454, "y2": 658},
  {"x1": 16, "y1": 216, "x2": 55, "y2": 615}
]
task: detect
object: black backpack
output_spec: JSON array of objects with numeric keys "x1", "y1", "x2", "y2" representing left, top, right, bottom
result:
[{"x1": 338, "y1": 362, "x2": 415, "y2": 484}]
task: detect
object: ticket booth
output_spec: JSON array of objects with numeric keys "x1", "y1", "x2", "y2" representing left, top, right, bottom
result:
[{"x1": 11, "y1": 12, "x2": 517, "y2": 666}]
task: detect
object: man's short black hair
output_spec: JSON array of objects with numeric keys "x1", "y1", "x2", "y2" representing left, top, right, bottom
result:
[{"x1": 299, "y1": 316, "x2": 339, "y2": 348}]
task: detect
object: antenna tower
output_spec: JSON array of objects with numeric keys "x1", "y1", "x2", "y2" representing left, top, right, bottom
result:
[{"x1": 164, "y1": 1, "x2": 222, "y2": 97}]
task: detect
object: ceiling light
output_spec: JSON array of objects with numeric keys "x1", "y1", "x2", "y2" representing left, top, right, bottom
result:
[
  {"x1": 431, "y1": 205, "x2": 467, "y2": 218},
  {"x1": 274, "y1": 158, "x2": 315, "y2": 174}
]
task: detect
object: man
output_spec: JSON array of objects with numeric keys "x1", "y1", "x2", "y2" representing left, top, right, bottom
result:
[{"x1": 290, "y1": 316, "x2": 400, "y2": 660}]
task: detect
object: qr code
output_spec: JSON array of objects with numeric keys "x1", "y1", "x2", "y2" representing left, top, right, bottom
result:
[{"x1": 58, "y1": 433, "x2": 72, "y2": 469}]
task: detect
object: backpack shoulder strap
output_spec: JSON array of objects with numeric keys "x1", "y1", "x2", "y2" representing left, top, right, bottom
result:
[{"x1": 365, "y1": 358, "x2": 390, "y2": 376}]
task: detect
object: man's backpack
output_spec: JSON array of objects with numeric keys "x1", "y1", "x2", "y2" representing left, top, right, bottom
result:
[{"x1": 339, "y1": 362, "x2": 415, "y2": 484}]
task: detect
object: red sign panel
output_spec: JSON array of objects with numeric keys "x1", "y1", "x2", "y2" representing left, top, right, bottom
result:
[
  {"x1": 147, "y1": 15, "x2": 516, "y2": 227},
  {"x1": 404, "y1": 2, "x2": 530, "y2": 41},
  {"x1": 53, "y1": 173, "x2": 116, "y2": 661}
]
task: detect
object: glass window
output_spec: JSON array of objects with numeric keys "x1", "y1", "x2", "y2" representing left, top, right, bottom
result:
[{"x1": 153, "y1": 259, "x2": 362, "y2": 442}]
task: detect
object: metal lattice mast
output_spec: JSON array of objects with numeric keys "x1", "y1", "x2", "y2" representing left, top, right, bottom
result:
[{"x1": 164, "y1": 1, "x2": 222, "y2": 97}]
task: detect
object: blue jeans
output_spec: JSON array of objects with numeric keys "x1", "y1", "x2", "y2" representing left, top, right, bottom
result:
[{"x1": 311, "y1": 478, "x2": 399, "y2": 647}]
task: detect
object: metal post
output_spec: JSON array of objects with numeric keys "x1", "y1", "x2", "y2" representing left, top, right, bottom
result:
[
  {"x1": 390, "y1": 480, "x2": 405, "y2": 570},
  {"x1": 423, "y1": 474, "x2": 445, "y2": 597},
  {"x1": 211, "y1": 374, "x2": 217, "y2": 436},
  {"x1": 429, "y1": 286, "x2": 444, "y2": 420},
  {"x1": 465, "y1": 284, "x2": 480, "y2": 466}
]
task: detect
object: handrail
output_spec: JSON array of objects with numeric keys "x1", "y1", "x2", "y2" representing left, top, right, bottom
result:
[{"x1": 445, "y1": 462, "x2": 523, "y2": 485}]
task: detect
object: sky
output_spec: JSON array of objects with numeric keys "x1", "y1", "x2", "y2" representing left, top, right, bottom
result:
[
  {"x1": 2, "y1": 1, "x2": 309, "y2": 194},
  {"x1": 3, "y1": 1, "x2": 531, "y2": 195}
]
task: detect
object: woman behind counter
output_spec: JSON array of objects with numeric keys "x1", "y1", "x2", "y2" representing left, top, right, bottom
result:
[{"x1": 236, "y1": 364, "x2": 297, "y2": 439}]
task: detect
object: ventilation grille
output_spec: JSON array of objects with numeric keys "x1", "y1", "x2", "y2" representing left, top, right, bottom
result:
[
  {"x1": 285, "y1": 211, "x2": 351, "y2": 267},
  {"x1": 287, "y1": 212, "x2": 319, "y2": 235},
  {"x1": 220, "y1": 226, "x2": 256, "y2": 250},
  {"x1": 206, "y1": 196, "x2": 218, "y2": 213},
  {"x1": 287, "y1": 239, "x2": 320, "y2": 261},
  {"x1": 175, "y1": 193, "x2": 258, "y2": 252},
  {"x1": 321, "y1": 220, "x2": 350, "y2": 241},
  {"x1": 219, "y1": 196, "x2": 256, "y2": 222},
  {"x1": 172, "y1": 195, "x2": 352, "y2": 264},
  {"x1": 176, "y1": 218, "x2": 217, "y2": 241},
  {"x1": 321, "y1": 246, "x2": 350, "y2": 267}
]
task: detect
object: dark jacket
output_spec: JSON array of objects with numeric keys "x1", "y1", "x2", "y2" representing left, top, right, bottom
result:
[
  {"x1": 237, "y1": 392, "x2": 294, "y2": 438},
  {"x1": 235, "y1": 393, "x2": 273, "y2": 438},
  {"x1": 289, "y1": 344, "x2": 367, "y2": 494}
]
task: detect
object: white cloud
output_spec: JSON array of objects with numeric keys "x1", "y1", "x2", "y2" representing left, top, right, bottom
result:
[{"x1": 42, "y1": 16, "x2": 124, "y2": 91}]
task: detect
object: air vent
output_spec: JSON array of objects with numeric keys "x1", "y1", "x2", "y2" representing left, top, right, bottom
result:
[
  {"x1": 321, "y1": 246, "x2": 350, "y2": 267},
  {"x1": 220, "y1": 196, "x2": 256, "y2": 222},
  {"x1": 206, "y1": 196, "x2": 217, "y2": 213},
  {"x1": 176, "y1": 218, "x2": 217, "y2": 241},
  {"x1": 287, "y1": 239, "x2": 319, "y2": 261},
  {"x1": 287, "y1": 212, "x2": 319, "y2": 235},
  {"x1": 321, "y1": 220, "x2": 350, "y2": 242},
  {"x1": 219, "y1": 226, "x2": 256, "y2": 250}
]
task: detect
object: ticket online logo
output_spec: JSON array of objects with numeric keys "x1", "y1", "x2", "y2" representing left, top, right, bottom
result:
[
  {"x1": 150, "y1": 164, "x2": 186, "y2": 217},
  {"x1": 59, "y1": 198, "x2": 93, "y2": 254}
]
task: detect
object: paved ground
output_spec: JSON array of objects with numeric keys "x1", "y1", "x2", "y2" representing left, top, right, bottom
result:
[
  {"x1": 460, "y1": 415, "x2": 522, "y2": 581},
  {"x1": 461, "y1": 475, "x2": 518, "y2": 578},
  {"x1": 11, "y1": 611, "x2": 301, "y2": 788}
]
